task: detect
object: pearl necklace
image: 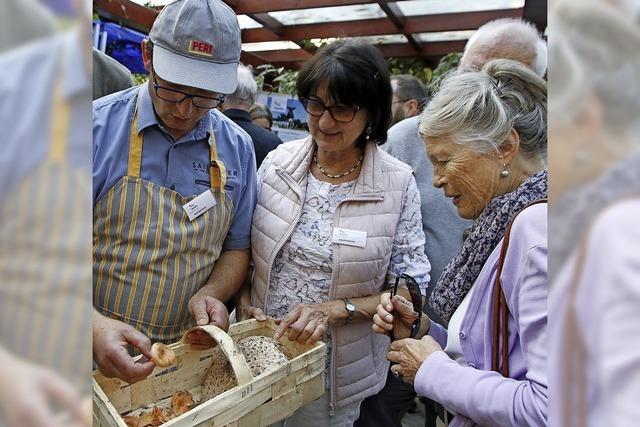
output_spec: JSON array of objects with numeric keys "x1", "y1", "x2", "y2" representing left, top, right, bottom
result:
[{"x1": 313, "y1": 151, "x2": 364, "y2": 179}]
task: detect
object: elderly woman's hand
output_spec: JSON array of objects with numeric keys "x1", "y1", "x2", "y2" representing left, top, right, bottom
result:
[
  {"x1": 274, "y1": 303, "x2": 335, "y2": 344},
  {"x1": 372, "y1": 291, "x2": 420, "y2": 340},
  {"x1": 387, "y1": 335, "x2": 443, "y2": 385}
]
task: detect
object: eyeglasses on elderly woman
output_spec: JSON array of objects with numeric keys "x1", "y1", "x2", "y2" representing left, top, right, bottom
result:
[{"x1": 390, "y1": 273, "x2": 423, "y2": 340}]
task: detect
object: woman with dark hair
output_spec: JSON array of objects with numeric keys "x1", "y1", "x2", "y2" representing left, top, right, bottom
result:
[{"x1": 236, "y1": 40, "x2": 431, "y2": 425}]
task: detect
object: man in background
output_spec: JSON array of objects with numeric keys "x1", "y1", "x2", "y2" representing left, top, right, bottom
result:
[
  {"x1": 389, "y1": 74, "x2": 427, "y2": 127},
  {"x1": 92, "y1": 47, "x2": 134, "y2": 100},
  {"x1": 357, "y1": 17, "x2": 548, "y2": 427},
  {"x1": 219, "y1": 64, "x2": 282, "y2": 168}
]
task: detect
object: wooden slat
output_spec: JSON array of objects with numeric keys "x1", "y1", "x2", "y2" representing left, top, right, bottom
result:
[
  {"x1": 378, "y1": 1, "x2": 422, "y2": 54},
  {"x1": 225, "y1": 0, "x2": 408, "y2": 15},
  {"x1": 94, "y1": 0, "x2": 157, "y2": 33},
  {"x1": 523, "y1": 0, "x2": 547, "y2": 33},
  {"x1": 241, "y1": 8, "x2": 524, "y2": 43},
  {"x1": 240, "y1": 39, "x2": 467, "y2": 67}
]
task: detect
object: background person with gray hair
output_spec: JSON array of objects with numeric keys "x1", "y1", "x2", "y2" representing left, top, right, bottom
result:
[
  {"x1": 358, "y1": 16, "x2": 547, "y2": 427},
  {"x1": 460, "y1": 17, "x2": 547, "y2": 77},
  {"x1": 390, "y1": 74, "x2": 428, "y2": 127},
  {"x1": 219, "y1": 64, "x2": 282, "y2": 168}
]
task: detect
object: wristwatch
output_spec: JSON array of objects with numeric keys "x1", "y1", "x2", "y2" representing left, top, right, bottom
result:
[{"x1": 341, "y1": 298, "x2": 355, "y2": 325}]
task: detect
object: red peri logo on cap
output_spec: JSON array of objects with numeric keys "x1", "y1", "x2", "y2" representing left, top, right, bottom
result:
[{"x1": 188, "y1": 40, "x2": 214, "y2": 57}]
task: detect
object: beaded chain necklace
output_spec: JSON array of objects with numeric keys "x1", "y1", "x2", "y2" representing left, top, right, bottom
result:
[{"x1": 313, "y1": 150, "x2": 364, "y2": 179}]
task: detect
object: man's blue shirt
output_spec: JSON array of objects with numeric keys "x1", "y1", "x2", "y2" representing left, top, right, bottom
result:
[{"x1": 93, "y1": 83, "x2": 257, "y2": 250}]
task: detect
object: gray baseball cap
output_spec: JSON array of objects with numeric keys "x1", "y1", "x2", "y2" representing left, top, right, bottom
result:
[{"x1": 149, "y1": 0, "x2": 241, "y2": 94}]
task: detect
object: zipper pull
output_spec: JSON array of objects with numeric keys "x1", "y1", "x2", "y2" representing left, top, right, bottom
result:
[{"x1": 328, "y1": 401, "x2": 335, "y2": 416}]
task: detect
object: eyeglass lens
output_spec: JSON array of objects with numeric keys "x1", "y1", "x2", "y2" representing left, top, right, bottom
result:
[{"x1": 303, "y1": 99, "x2": 358, "y2": 123}]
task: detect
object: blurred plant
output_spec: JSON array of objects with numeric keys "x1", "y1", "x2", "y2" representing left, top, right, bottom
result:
[
  {"x1": 426, "y1": 52, "x2": 462, "y2": 97},
  {"x1": 132, "y1": 73, "x2": 148, "y2": 85},
  {"x1": 387, "y1": 57, "x2": 433, "y2": 84},
  {"x1": 255, "y1": 64, "x2": 298, "y2": 95}
]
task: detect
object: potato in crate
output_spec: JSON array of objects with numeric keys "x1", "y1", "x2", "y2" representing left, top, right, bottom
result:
[{"x1": 92, "y1": 318, "x2": 326, "y2": 427}]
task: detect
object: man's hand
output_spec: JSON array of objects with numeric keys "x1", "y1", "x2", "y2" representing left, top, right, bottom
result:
[
  {"x1": 372, "y1": 292, "x2": 420, "y2": 340},
  {"x1": 188, "y1": 293, "x2": 230, "y2": 331},
  {"x1": 387, "y1": 335, "x2": 443, "y2": 386},
  {"x1": 0, "y1": 349, "x2": 88, "y2": 427},
  {"x1": 92, "y1": 313, "x2": 155, "y2": 383},
  {"x1": 274, "y1": 302, "x2": 338, "y2": 344}
]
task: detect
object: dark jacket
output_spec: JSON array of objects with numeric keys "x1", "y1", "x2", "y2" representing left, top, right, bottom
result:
[{"x1": 222, "y1": 109, "x2": 282, "y2": 169}]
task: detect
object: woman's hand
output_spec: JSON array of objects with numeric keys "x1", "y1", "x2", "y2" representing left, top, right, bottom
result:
[
  {"x1": 274, "y1": 302, "x2": 336, "y2": 344},
  {"x1": 236, "y1": 304, "x2": 267, "y2": 322},
  {"x1": 387, "y1": 335, "x2": 443, "y2": 385},
  {"x1": 372, "y1": 292, "x2": 419, "y2": 340}
]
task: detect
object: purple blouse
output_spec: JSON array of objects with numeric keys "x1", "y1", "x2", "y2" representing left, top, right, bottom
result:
[{"x1": 415, "y1": 203, "x2": 548, "y2": 427}]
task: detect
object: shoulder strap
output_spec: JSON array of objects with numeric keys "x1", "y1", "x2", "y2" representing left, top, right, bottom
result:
[{"x1": 491, "y1": 198, "x2": 547, "y2": 377}]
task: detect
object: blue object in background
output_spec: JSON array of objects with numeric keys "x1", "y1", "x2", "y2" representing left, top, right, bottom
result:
[{"x1": 94, "y1": 20, "x2": 148, "y2": 74}]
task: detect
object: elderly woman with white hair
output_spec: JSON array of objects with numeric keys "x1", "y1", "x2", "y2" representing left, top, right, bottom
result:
[{"x1": 373, "y1": 59, "x2": 548, "y2": 427}]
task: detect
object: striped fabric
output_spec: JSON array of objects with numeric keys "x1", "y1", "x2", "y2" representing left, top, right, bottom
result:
[
  {"x1": 0, "y1": 81, "x2": 92, "y2": 391},
  {"x1": 93, "y1": 103, "x2": 232, "y2": 344}
]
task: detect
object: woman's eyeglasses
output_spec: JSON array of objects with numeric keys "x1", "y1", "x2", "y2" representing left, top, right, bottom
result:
[
  {"x1": 152, "y1": 75, "x2": 225, "y2": 109},
  {"x1": 391, "y1": 273, "x2": 423, "y2": 340},
  {"x1": 301, "y1": 98, "x2": 361, "y2": 123}
]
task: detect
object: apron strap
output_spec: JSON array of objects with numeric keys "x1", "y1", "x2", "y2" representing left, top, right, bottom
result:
[
  {"x1": 127, "y1": 95, "x2": 143, "y2": 178},
  {"x1": 127, "y1": 92, "x2": 227, "y2": 195},
  {"x1": 208, "y1": 131, "x2": 226, "y2": 195},
  {"x1": 49, "y1": 79, "x2": 69, "y2": 164}
]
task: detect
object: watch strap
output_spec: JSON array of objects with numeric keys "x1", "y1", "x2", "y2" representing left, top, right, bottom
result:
[{"x1": 341, "y1": 298, "x2": 354, "y2": 325}]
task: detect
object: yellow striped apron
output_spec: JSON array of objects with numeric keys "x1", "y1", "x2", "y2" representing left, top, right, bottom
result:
[
  {"x1": 0, "y1": 78, "x2": 92, "y2": 391},
  {"x1": 93, "y1": 100, "x2": 233, "y2": 344}
]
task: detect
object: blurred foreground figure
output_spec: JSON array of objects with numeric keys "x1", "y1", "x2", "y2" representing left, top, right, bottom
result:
[
  {"x1": 0, "y1": 0, "x2": 92, "y2": 426},
  {"x1": 548, "y1": 1, "x2": 640, "y2": 426}
]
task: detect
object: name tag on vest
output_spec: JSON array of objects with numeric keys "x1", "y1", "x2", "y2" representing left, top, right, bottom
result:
[
  {"x1": 183, "y1": 190, "x2": 216, "y2": 221},
  {"x1": 332, "y1": 227, "x2": 367, "y2": 248}
]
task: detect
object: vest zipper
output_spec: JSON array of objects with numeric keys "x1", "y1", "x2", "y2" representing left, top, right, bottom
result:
[
  {"x1": 328, "y1": 199, "x2": 344, "y2": 417},
  {"x1": 263, "y1": 169, "x2": 305, "y2": 310}
]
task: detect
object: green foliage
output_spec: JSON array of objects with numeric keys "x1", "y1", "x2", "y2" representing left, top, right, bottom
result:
[
  {"x1": 426, "y1": 52, "x2": 462, "y2": 97},
  {"x1": 253, "y1": 50, "x2": 462, "y2": 98},
  {"x1": 255, "y1": 64, "x2": 298, "y2": 95},
  {"x1": 132, "y1": 73, "x2": 149, "y2": 86},
  {"x1": 387, "y1": 57, "x2": 433, "y2": 85}
]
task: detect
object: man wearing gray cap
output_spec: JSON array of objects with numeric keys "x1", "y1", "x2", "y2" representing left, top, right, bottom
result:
[{"x1": 92, "y1": 0, "x2": 257, "y2": 383}]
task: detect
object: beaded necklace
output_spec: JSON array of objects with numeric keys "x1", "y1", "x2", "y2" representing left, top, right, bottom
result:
[{"x1": 313, "y1": 150, "x2": 364, "y2": 179}]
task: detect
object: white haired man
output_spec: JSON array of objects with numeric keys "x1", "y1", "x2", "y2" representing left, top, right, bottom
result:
[{"x1": 356, "y1": 16, "x2": 547, "y2": 427}]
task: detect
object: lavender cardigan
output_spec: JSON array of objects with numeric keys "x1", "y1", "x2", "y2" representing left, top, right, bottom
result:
[{"x1": 415, "y1": 203, "x2": 548, "y2": 427}]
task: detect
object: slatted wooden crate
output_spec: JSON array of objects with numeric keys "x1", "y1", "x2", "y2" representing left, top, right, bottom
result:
[{"x1": 93, "y1": 318, "x2": 326, "y2": 426}]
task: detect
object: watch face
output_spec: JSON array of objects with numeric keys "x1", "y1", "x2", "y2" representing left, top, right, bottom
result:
[{"x1": 346, "y1": 302, "x2": 356, "y2": 311}]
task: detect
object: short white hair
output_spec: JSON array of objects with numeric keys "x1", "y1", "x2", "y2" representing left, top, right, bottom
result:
[
  {"x1": 227, "y1": 64, "x2": 257, "y2": 105},
  {"x1": 462, "y1": 18, "x2": 547, "y2": 77}
]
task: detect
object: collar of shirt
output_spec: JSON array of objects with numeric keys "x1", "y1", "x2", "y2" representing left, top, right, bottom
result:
[
  {"x1": 135, "y1": 83, "x2": 213, "y2": 144},
  {"x1": 61, "y1": 26, "x2": 90, "y2": 99}
]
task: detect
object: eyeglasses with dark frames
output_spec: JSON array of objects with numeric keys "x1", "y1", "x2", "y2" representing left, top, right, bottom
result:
[
  {"x1": 152, "y1": 75, "x2": 226, "y2": 109},
  {"x1": 301, "y1": 98, "x2": 361, "y2": 123},
  {"x1": 390, "y1": 273, "x2": 423, "y2": 340}
]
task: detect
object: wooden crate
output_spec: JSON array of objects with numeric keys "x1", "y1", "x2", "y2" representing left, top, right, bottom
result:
[{"x1": 93, "y1": 318, "x2": 326, "y2": 426}]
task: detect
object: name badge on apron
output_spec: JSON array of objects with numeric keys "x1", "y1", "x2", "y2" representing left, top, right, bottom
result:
[
  {"x1": 183, "y1": 189, "x2": 217, "y2": 221},
  {"x1": 332, "y1": 227, "x2": 367, "y2": 248}
]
